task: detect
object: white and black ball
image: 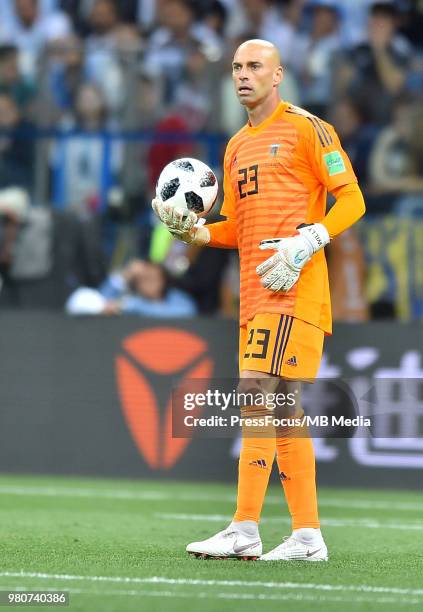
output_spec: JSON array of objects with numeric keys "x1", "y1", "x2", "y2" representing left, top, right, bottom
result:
[{"x1": 156, "y1": 158, "x2": 218, "y2": 217}]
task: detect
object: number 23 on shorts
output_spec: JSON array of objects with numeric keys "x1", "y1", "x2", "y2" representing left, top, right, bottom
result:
[{"x1": 240, "y1": 314, "x2": 294, "y2": 375}]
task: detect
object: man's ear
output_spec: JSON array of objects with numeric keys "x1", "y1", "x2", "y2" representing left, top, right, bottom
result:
[{"x1": 273, "y1": 65, "x2": 283, "y2": 88}]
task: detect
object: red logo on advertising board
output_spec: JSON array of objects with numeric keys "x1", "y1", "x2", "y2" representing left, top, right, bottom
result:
[{"x1": 115, "y1": 328, "x2": 213, "y2": 469}]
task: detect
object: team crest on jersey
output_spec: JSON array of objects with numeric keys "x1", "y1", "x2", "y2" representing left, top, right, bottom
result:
[
  {"x1": 232, "y1": 155, "x2": 238, "y2": 167},
  {"x1": 269, "y1": 143, "x2": 280, "y2": 157}
]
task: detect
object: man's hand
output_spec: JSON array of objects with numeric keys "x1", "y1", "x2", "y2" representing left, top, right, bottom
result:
[
  {"x1": 256, "y1": 223, "x2": 330, "y2": 292},
  {"x1": 103, "y1": 301, "x2": 121, "y2": 316},
  {"x1": 152, "y1": 198, "x2": 210, "y2": 246}
]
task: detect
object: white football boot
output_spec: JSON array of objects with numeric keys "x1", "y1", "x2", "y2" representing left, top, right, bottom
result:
[
  {"x1": 186, "y1": 521, "x2": 262, "y2": 560},
  {"x1": 260, "y1": 528, "x2": 328, "y2": 562}
]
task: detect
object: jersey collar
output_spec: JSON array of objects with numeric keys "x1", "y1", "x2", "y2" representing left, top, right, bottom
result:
[{"x1": 246, "y1": 100, "x2": 289, "y2": 134}]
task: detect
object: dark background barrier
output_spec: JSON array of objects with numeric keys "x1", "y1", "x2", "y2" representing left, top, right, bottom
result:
[{"x1": 0, "y1": 312, "x2": 422, "y2": 489}]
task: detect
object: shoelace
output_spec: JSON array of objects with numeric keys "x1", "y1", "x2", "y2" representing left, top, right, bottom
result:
[{"x1": 279, "y1": 535, "x2": 302, "y2": 549}]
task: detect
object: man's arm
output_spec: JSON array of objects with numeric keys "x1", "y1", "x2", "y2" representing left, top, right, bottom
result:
[
  {"x1": 206, "y1": 218, "x2": 238, "y2": 248},
  {"x1": 369, "y1": 22, "x2": 408, "y2": 96},
  {"x1": 255, "y1": 184, "x2": 366, "y2": 293},
  {"x1": 321, "y1": 183, "x2": 366, "y2": 238},
  {"x1": 373, "y1": 47, "x2": 406, "y2": 95},
  {"x1": 196, "y1": 166, "x2": 238, "y2": 248},
  {"x1": 256, "y1": 119, "x2": 365, "y2": 292}
]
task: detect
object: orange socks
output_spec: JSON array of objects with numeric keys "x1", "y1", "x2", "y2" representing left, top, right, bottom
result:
[
  {"x1": 234, "y1": 434, "x2": 276, "y2": 523},
  {"x1": 276, "y1": 433, "x2": 320, "y2": 529},
  {"x1": 234, "y1": 422, "x2": 319, "y2": 529}
]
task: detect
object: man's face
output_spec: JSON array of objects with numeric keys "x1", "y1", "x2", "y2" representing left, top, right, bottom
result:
[
  {"x1": 90, "y1": 0, "x2": 117, "y2": 33},
  {"x1": 161, "y1": 0, "x2": 193, "y2": 36},
  {"x1": 312, "y1": 7, "x2": 338, "y2": 37},
  {"x1": 15, "y1": 0, "x2": 37, "y2": 25},
  {"x1": 232, "y1": 43, "x2": 282, "y2": 108},
  {"x1": 368, "y1": 12, "x2": 396, "y2": 43},
  {"x1": 242, "y1": 0, "x2": 267, "y2": 21},
  {"x1": 76, "y1": 85, "x2": 104, "y2": 124},
  {"x1": 132, "y1": 264, "x2": 165, "y2": 301}
]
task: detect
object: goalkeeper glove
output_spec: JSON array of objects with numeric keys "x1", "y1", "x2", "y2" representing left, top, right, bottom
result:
[
  {"x1": 256, "y1": 223, "x2": 330, "y2": 292},
  {"x1": 151, "y1": 198, "x2": 210, "y2": 246}
]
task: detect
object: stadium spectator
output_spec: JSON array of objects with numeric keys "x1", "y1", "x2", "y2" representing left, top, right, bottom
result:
[
  {"x1": 144, "y1": 0, "x2": 221, "y2": 104},
  {"x1": 0, "y1": 0, "x2": 58, "y2": 21},
  {"x1": 45, "y1": 34, "x2": 85, "y2": 119},
  {"x1": 0, "y1": 44, "x2": 36, "y2": 113},
  {"x1": 113, "y1": 71, "x2": 163, "y2": 209},
  {"x1": 225, "y1": 0, "x2": 300, "y2": 67},
  {"x1": 332, "y1": 0, "x2": 373, "y2": 47},
  {"x1": 65, "y1": 258, "x2": 197, "y2": 316},
  {"x1": 368, "y1": 98, "x2": 423, "y2": 213},
  {"x1": 60, "y1": 0, "x2": 147, "y2": 32},
  {"x1": 331, "y1": 97, "x2": 378, "y2": 186},
  {"x1": 0, "y1": 201, "x2": 107, "y2": 309},
  {"x1": 83, "y1": 0, "x2": 133, "y2": 112},
  {"x1": 0, "y1": 94, "x2": 35, "y2": 191},
  {"x1": 173, "y1": 46, "x2": 216, "y2": 129},
  {"x1": 203, "y1": 0, "x2": 228, "y2": 38},
  {"x1": 0, "y1": 0, "x2": 73, "y2": 77},
  {"x1": 336, "y1": 1, "x2": 413, "y2": 125},
  {"x1": 290, "y1": 0, "x2": 341, "y2": 117},
  {"x1": 51, "y1": 83, "x2": 122, "y2": 211},
  {"x1": 84, "y1": 0, "x2": 141, "y2": 53}
]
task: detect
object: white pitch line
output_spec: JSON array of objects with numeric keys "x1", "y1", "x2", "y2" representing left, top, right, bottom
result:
[
  {"x1": 7, "y1": 586, "x2": 421, "y2": 606},
  {"x1": 0, "y1": 485, "x2": 168, "y2": 501},
  {"x1": 155, "y1": 512, "x2": 423, "y2": 531},
  {"x1": 313, "y1": 498, "x2": 423, "y2": 512},
  {"x1": 0, "y1": 484, "x2": 423, "y2": 512},
  {"x1": 1, "y1": 572, "x2": 423, "y2": 599}
]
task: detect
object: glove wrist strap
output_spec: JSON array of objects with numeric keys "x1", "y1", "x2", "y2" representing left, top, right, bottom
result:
[{"x1": 298, "y1": 223, "x2": 330, "y2": 254}]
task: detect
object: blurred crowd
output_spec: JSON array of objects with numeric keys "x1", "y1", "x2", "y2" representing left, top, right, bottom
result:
[{"x1": 0, "y1": 0, "x2": 422, "y2": 320}]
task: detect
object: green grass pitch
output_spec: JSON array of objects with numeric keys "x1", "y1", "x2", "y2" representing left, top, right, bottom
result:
[{"x1": 0, "y1": 474, "x2": 422, "y2": 611}]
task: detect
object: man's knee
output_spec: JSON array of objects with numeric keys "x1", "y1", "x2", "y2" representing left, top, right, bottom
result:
[{"x1": 236, "y1": 373, "x2": 303, "y2": 427}]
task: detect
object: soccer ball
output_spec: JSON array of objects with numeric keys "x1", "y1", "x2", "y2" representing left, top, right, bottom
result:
[{"x1": 156, "y1": 158, "x2": 218, "y2": 217}]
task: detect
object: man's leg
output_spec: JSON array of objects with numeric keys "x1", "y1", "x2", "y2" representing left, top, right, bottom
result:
[
  {"x1": 260, "y1": 319, "x2": 328, "y2": 561},
  {"x1": 186, "y1": 314, "x2": 326, "y2": 560},
  {"x1": 233, "y1": 371, "x2": 278, "y2": 523},
  {"x1": 275, "y1": 381, "x2": 320, "y2": 530},
  {"x1": 186, "y1": 370, "x2": 277, "y2": 559},
  {"x1": 234, "y1": 375, "x2": 320, "y2": 530}
]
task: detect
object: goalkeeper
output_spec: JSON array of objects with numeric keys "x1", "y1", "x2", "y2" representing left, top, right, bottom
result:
[{"x1": 152, "y1": 39, "x2": 365, "y2": 562}]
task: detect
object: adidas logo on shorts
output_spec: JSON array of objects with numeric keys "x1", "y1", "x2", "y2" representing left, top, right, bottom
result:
[
  {"x1": 249, "y1": 459, "x2": 267, "y2": 468},
  {"x1": 286, "y1": 355, "x2": 298, "y2": 366}
]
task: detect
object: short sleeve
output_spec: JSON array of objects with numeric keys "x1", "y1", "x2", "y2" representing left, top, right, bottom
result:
[
  {"x1": 220, "y1": 147, "x2": 237, "y2": 219},
  {"x1": 306, "y1": 120, "x2": 358, "y2": 192}
]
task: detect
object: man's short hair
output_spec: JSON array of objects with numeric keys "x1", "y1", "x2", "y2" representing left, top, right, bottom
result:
[{"x1": 370, "y1": 1, "x2": 400, "y2": 18}]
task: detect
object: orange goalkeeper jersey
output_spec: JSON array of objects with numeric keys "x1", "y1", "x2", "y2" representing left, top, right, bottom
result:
[{"x1": 219, "y1": 101, "x2": 357, "y2": 333}]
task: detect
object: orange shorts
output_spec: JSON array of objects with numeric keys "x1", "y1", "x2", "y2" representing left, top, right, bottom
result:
[{"x1": 239, "y1": 314, "x2": 324, "y2": 380}]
